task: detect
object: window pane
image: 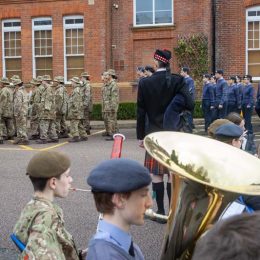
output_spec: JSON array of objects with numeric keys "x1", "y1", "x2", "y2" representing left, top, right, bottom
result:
[
  {"x1": 78, "y1": 46, "x2": 84, "y2": 54},
  {"x1": 66, "y1": 29, "x2": 71, "y2": 37},
  {"x1": 248, "y1": 64, "x2": 260, "y2": 76},
  {"x1": 67, "y1": 56, "x2": 84, "y2": 68},
  {"x1": 72, "y1": 37, "x2": 77, "y2": 46},
  {"x1": 254, "y1": 39, "x2": 259, "y2": 48},
  {"x1": 16, "y1": 48, "x2": 21, "y2": 56},
  {"x1": 248, "y1": 11, "x2": 257, "y2": 16},
  {"x1": 248, "y1": 51, "x2": 260, "y2": 63},
  {"x1": 35, "y1": 47, "x2": 40, "y2": 55},
  {"x1": 155, "y1": 11, "x2": 172, "y2": 24},
  {"x1": 136, "y1": 12, "x2": 153, "y2": 25},
  {"x1": 66, "y1": 46, "x2": 71, "y2": 55},
  {"x1": 155, "y1": 0, "x2": 172, "y2": 10},
  {"x1": 254, "y1": 21, "x2": 259, "y2": 30},
  {"x1": 254, "y1": 31, "x2": 259, "y2": 39},
  {"x1": 248, "y1": 31, "x2": 253, "y2": 39},
  {"x1": 248, "y1": 22, "x2": 253, "y2": 30},
  {"x1": 5, "y1": 58, "x2": 21, "y2": 70},
  {"x1": 136, "y1": 0, "x2": 152, "y2": 12},
  {"x1": 248, "y1": 40, "x2": 254, "y2": 48},
  {"x1": 35, "y1": 57, "x2": 52, "y2": 77}
]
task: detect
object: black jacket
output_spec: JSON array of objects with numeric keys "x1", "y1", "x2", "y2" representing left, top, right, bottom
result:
[{"x1": 136, "y1": 70, "x2": 194, "y2": 140}]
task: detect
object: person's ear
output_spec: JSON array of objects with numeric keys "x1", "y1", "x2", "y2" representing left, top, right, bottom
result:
[
  {"x1": 112, "y1": 193, "x2": 126, "y2": 209},
  {"x1": 48, "y1": 177, "x2": 57, "y2": 190}
]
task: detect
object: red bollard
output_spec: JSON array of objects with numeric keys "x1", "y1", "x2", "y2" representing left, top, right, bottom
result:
[{"x1": 110, "y1": 133, "x2": 126, "y2": 159}]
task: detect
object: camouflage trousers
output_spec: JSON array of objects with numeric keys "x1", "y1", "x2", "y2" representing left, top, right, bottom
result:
[
  {"x1": 0, "y1": 117, "x2": 15, "y2": 139},
  {"x1": 30, "y1": 115, "x2": 39, "y2": 136},
  {"x1": 14, "y1": 115, "x2": 28, "y2": 139},
  {"x1": 103, "y1": 111, "x2": 118, "y2": 135},
  {"x1": 55, "y1": 114, "x2": 68, "y2": 135},
  {"x1": 83, "y1": 107, "x2": 91, "y2": 131},
  {"x1": 70, "y1": 119, "x2": 87, "y2": 138},
  {"x1": 39, "y1": 119, "x2": 58, "y2": 140}
]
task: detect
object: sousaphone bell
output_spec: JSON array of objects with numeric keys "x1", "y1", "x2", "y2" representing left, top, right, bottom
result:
[{"x1": 144, "y1": 131, "x2": 260, "y2": 260}]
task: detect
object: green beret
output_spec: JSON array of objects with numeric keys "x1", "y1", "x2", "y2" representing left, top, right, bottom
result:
[{"x1": 26, "y1": 151, "x2": 71, "y2": 178}]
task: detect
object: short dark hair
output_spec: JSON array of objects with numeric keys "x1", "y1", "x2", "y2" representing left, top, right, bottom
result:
[
  {"x1": 181, "y1": 67, "x2": 190, "y2": 73},
  {"x1": 193, "y1": 213, "x2": 260, "y2": 260},
  {"x1": 157, "y1": 61, "x2": 167, "y2": 68},
  {"x1": 92, "y1": 191, "x2": 131, "y2": 214},
  {"x1": 29, "y1": 174, "x2": 61, "y2": 191},
  {"x1": 226, "y1": 112, "x2": 243, "y2": 126},
  {"x1": 144, "y1": 65, "x2": 155, "y2": 74},
  {"x1": 137, "y1": 66, "x2": 145, "y2": 73},
  {"x1": 203, "y1": 74, "x2": 211, "y2": 79}
]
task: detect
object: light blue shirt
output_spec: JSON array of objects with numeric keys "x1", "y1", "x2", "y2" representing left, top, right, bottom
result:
[
  {"x1": 95, "y1": 220, "x2": 132, "y2": 253},
  {"x1": 87, "y1": 219, "x2": 144, "y2": 260}
]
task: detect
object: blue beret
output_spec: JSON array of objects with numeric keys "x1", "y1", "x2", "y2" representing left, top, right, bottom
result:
[
  {"x1": 215, "y1": 123, "x2": 243, "y2": 138},
  {"x1": 87, "y1": 158, "x2": 151, "y2": 193}
]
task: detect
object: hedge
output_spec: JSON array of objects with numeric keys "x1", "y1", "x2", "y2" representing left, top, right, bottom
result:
[{"x1": 91, "y1": 102, "x2": 203, "y2": 120}]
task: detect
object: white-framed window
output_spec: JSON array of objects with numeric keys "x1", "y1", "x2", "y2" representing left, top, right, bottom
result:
[
  {"x1": 246, "y1": 7, "x2": 260, "y2": 80},
  {"x1": 2, "y1": 19, "x2": 22, "y2": 78},
  {"x1": 134, "y1": 0, "x2": 173, "y2": 27},
  {"x1": 63, "y1": 15, "x2": 84, "y2": 81},
  {"x1": 32, "y1": 17, "x2": 53, "y2": 78}
]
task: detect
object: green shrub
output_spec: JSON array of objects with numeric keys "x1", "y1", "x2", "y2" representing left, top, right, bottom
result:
[
  {"x1": 91, "y1": 102, "x2": 137, "y2": 120},
  {"x1": 91, "y1": 101, "x2": 203, "y2": 120}
]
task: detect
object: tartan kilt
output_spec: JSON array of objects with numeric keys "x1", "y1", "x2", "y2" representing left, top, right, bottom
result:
[{"x1": 144, "y1": 151, "x2": 169, "y2": 175}]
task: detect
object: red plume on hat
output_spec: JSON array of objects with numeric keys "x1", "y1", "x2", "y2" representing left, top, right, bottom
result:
[{"x1": 154, "y1": 49, "x2": 172, "y2": 64}]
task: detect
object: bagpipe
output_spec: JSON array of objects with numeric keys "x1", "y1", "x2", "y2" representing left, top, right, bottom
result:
[{"x1": 10, "y1": 133, "x2": 126, "y2": 253}]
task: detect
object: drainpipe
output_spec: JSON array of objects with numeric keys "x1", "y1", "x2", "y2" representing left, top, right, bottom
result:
[{"x1": 212, "y1": 0, "x2": 216, "y2": 72}]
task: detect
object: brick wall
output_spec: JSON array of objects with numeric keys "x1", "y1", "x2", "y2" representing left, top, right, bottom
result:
[
  {"x1": 0, "y1": 0, "x2": 213, "y2": 102},
  {"x1": 215, "y1": 0, "x2": 260, "y2": 78}
]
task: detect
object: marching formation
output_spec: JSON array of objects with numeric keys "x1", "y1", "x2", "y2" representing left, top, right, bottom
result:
[{"x1": 0, "y1": 69, "x2": 119, "y2": 145}]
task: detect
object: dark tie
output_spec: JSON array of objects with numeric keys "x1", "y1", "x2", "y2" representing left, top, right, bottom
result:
[{"x1": 129, "y1": 240, "x2": 135, "y2": 257}]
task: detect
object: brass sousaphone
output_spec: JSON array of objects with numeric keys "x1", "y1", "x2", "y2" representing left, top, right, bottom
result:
[{"x1": 144, "y1": 132, "x2": 260, "y2": 260}]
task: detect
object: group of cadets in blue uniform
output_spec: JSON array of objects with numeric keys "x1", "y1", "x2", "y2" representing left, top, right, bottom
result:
[{"x1": 202, "y1": 70, "x2": 255, "y2": 134}]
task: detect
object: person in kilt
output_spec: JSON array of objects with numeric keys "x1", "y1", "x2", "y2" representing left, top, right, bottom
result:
[{"x1": 136, "y1": 49, "x2": 194, "y2": 221}]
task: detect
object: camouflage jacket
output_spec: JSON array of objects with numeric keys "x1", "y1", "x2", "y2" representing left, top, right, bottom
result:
[
  {"x1": 13, "y1": 196, "x2": 79, "y2": 260},
  {"x1": 55, "y1": 84, "x2": 68, "y2": 116},
  {"x1": 67, "y1": 86, "x2": 84, "y2": 120},
  {"x1": 14, "y1": 86, "x2": 29, "y2": 117},
  {"x1": 31, "y1": 84, "x2": 45, "y2": 113},
  {"x1": 39, "y1": 86, "x2": 56, "y2": 120},
  {"x1": 101, "y1": 80, "x2": 119, "y2": 112},
  {"x1": 0, "y1": 86, "x2": 14, "y2": 118},
  {"x1": 81, "y1": 80, "x2": 93, "y2": 112}
]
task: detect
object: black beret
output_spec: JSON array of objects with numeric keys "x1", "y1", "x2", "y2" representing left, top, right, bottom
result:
[
  {"x1": 215, "y1": 69, "x2": 224, "y2": 75},
  {"x1": 87, "y1": 158, "x2": 151, "y2": 193},
  {"x1": 215, "y1": 123, "x2": 243, "y2": 139},
  {"x1": 26, "y1": 151, "x2": 71, "y2": 178},
  {"x1": 154, "y1": 49, "x2": 171, "y2": 64}
]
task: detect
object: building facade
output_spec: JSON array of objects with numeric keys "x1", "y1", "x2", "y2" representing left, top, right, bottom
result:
[{"x1": 0, "y1": 0, "x2": 259, "y2": 102}]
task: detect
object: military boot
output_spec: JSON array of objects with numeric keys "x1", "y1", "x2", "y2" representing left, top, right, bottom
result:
[
  {"x1": 18, "y1": 139, "x2": 29, "y2": 145},
  {"x1": 48, "y1": 138, "x2": 59, "y2": 143},
  {"x1": 102, "y1": 132, "x2": 109, "y2": 137},
  {"x1": 105, "y1": 135, "x2": 114, "y2": 141},
  {"x1": 36, "y1": 139, "x2": 48, "y2": 144},
  {"x1": 68, "y1": 136, "x2": 81, "y2": 143},
  {"x1": 80, "y1": 136, "x2": 88, "y2": 141}
]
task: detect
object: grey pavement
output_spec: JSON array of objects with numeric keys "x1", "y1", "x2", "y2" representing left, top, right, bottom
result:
[{"x1": 1, "y1": 116, "x2": 260, "y2": 260}]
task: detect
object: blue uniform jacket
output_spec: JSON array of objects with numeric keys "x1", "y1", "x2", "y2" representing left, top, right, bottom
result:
[
  {"x1": 227, "y1": 84, "x2": 240, "y2": 107},
  {"x1": 242, "y1": 84, "x2": 254, "y2": 106},
  {"x1": 185, "y1": 76, "x2": 195, "y2": 101},
  {"x1": 215, "y1": 78, "x2": 228, "y2": 105},
  {"x1": 202, "y1": 82, "x2": 215, "y2": 106}
]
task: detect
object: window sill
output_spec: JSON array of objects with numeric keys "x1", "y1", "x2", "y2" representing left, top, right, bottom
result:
[{"x1": 131, "y1": 24, "x2": 175, "y2": 32}]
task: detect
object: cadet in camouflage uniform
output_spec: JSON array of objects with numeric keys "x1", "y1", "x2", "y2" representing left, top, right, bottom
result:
[
  {"x1": 53, "y1": 76, "x2": 69, "y2": 138},
  {"x1": 67, "y1": 77, "x2": 88, "y2": 142},
  {"x1": 80, "y1": 72, "x2": 93, "y2": 135},
  {"x1": 29, "y1": 76, "x2": 43, "y2": 139},
  {"x1": 13, "y1": 150, "x2": 84, "y2": 260},
  {"x1": 12, "y1": 79, "x2": 29, "y2": 145},
  {"x1": 36, "y1": 75, "x2": 58, "y2": 144},
  {"x1": 102, "y1": 69, "x2": 119, "y2": 141},
  {"x1": 0, "y1": 77, "x2": 15, "y2": 142},
  {"x1": 0, "y1": 78, "x2": 7, "y2": 144}
]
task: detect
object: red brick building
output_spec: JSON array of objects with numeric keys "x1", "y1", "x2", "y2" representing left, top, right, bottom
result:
[{"x1": 0, "y1": 0, "x2": 260, "y2": 102}]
